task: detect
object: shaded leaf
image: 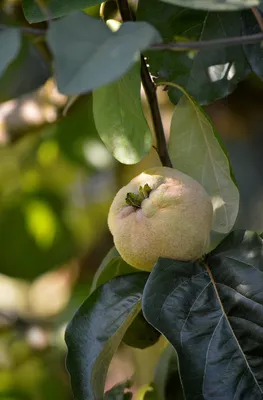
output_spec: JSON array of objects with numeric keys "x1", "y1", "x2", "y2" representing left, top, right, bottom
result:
[
  {"x1": 123, "y1": 311, "x2": 161, "y2": 349},
  {"x1": 47, "y1": 12, "x2": 161, "y2": 95},
  {"x1": 22, "y1": 0, "x2": 102, "y2": 23},
  {"x1": 0, "y1": 28, "x2": 21, "y2": 77},
  {"x1": 0, "y1": 190, "x2": 76, "y2": 280},
  {"x1": 93, "y1": 63, "x2": 152, "y2": 164},
  {"x1": 137, "y1": 0, "x2": 250, "y2": 105},
  {"x1": 65, "y1": 273, "x2": 149, "y2": 400},
  {"x1": 142, "y1": 230, "x2": 263, "y2": 400},
  {"x1": 160, "y1": 0, "x2": 261, "y2": 10},
  {"x1": 154, "y1": 345, "x2": 183, "y2": 400},
  {"x1": 242, "y1": 9, "x2": 263, "y2": 79},
  {"x1": 0, "y1": 37, "x2": 50, "y2": 102},
  {"x1": 169, "y1": 88, "x2": 239, "y2": 233},
  {"x1": 90, "y1": 247, "x2": 136, "y2": 293},
  {"x1": 51, "y1": 95, "x2": 101, "y2": 168}
]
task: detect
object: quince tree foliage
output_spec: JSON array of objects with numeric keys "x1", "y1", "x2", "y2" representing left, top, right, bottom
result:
[{"x1": 6, "y1": 0, "x2": 263, "y2": 398}]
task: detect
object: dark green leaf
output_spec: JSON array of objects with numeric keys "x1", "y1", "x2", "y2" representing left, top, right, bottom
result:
[
  {"x1": 0, "y1": 28, "x2": 21, "y2": 77},
  {"x1": 123, "y1": 311, "x2": 161, "y2": 349},
  {"x1": 0, "y1": 37, "x2": 50, "y2": 102},
  {"x1": 242, "y1": 9, "x2": 263, "y2": 79},
  {"x1": 65, "y1": 273, "x2": 149, "y2": 400},
  {"x1": 93, "y1": 63, "x2": 152, "y2": 164},
  {"x1": 137, "y1": 0, "x2": 250, "y2": 105},
  {"x1": 104, "y1": 381, "x2": 132, "y2": 400},
  {"x1": 47, "y1": 12, "x2": 161, "y2": 95},
  {"x1": 160, "y1": 0, "x2": 261, "y2": 10},
  {"x1": 90, "y1": 247, "x2": 136, "y2": 293},
  {"x1": 0, "y1": 190, "x2": 76, "y2": 280},
  {"x1": 169, "y1": 90, "x2": 239, "y2": 233},
  {"x1": 22, "y1": 0, "x2": 102, "y2": 23},
  {"x1": 143, "y1": 230, "x2": 263, "y2": 399}
]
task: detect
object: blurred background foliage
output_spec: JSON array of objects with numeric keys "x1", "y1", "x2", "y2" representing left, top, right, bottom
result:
[{"x1": 1, "y1": 0, "x2": 263, "y2": 399}]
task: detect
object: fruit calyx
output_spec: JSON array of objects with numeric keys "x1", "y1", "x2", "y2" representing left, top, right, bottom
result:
[{"x1": 126, "y1": 184, "x2": 152, "y2": 208}]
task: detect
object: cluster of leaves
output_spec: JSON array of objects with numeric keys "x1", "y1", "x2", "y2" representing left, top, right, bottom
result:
[
  {"x1": 66, "y1": 231, "x2": 263, "y2": 399},
  {"x1": 2, "y1": 0, "x2": 263, "y2": 399}
]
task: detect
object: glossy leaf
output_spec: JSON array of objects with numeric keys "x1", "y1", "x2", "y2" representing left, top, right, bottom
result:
[
  {"x1": 137, "y1": 0, "x2": 250, "y2": 105},
  {"x1": 0, "y1": 28, "x2": 21, "y2": 77},
  {"x1": 47, "y1": 12, "x2": 161, "y2": 95},
  {"x1": 143, "y1": 230, "x2": 263, "y2": 400},
  {"x1": 22, "y1": 0, "x2": 102, "y2": 22},
  {"x1": 169, "y1": 89, "x2": 239, "y2": 233},
  {"x1": 90, "y1": 247, "x2": 136, "y2": 293},
  {"x1": 160, "y1": 0, "x2": 262, "y2": 10},
  {"x1": 93, "y1": 63, "x2": 152, "y2": 164},
  {"x1": 65, "y1": 273, "x2": 149, "y2": 400}
]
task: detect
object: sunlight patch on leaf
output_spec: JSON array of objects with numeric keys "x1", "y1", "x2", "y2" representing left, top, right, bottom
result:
[{"x1": 207, "y1": 62, "x2": 236, "y2": 83}]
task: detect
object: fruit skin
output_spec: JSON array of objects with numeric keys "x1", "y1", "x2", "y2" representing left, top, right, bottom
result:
[{"x1": 108, "y1": 167, "x2": 213, "y2": 271}]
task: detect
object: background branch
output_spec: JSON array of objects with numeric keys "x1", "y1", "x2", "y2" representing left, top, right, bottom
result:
[
  {"x1": 2, "y1": 23, "x2": 263, "y2": 50},
  {"x1": 151, "y1": 31, "x2": 263, "y2": 51},
  {"x1": 252, "y1": 7, "x2": 263, "y2": 32}
]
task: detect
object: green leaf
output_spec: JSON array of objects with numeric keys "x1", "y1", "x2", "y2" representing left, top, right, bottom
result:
[
  {"x1": 168, "y1": 88, "x2": 239, "y2": 233},
  {"x1": 0, "y1": 28, "x2": 21, "y2": 77},
  {"x1": 137, "y1": 0, "x2": 250, "y2": 105},
  {"x1": 93, "y1": 63, "x2": 152, "y2": 164},
  {"x1": 90, "y1": 247, "x2": 136, "y2": 293},
  {"x1": 123, "y1": 311, "x2": 161, "y2": 349},
  {"x1": 50, "y1": 95, "x2": 102, "y2": 168},
  {"x1": 47, "y1": 12, "x2": 161, "y2": 95},
  {"x1": 22, "y1": 0, "x2": 102, "y2": 23},
  {"x1": 160, "y1": 0, "x2": 262, "y2": 10},
  {"x1": 142, "y1": 230, "x2": 263, "y2": 400},
  {"x1": 0, "y1": 190, "x2": 76, "y2": 280},
  {"x1": 0, "y1": 36, "x2": 50, "y2": 102},
  {"x1": 65, "y1": 273, "x2": 149, "y2": 400}
]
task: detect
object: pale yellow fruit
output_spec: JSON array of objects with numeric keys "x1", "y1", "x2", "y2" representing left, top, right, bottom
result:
[{"x1": 108, "y1": 167, "x2": 213, "y2": 271}]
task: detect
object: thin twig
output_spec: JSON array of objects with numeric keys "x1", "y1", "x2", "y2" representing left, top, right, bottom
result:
[
  {"x1": 117, "y1": 0, "x2": 173, "y2": 168},
  {"x1": 252, "y1": 7, "x2": 263, "y2": 32},
  {"x1": 151, "y1": 31, "x2": 263, "y2": 51}
]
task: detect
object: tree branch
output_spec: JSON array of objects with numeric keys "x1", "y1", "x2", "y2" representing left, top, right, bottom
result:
[
  {"x1": 151, "y1": 31, "x2": 263, "y2": 51},
  {"x1": 117, "y1": 0, "x2": 173, "y2": 168}
]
